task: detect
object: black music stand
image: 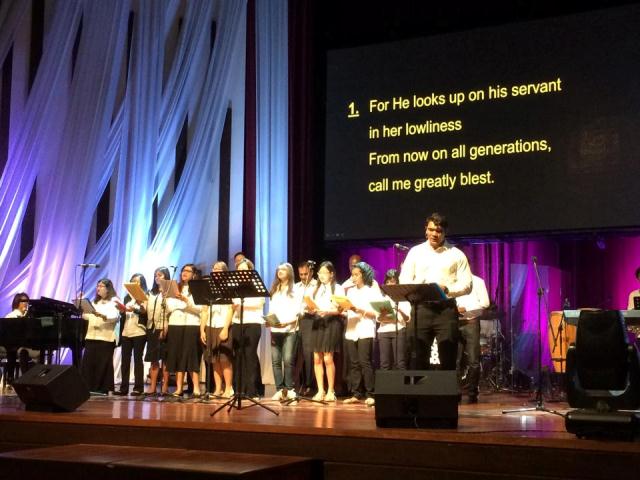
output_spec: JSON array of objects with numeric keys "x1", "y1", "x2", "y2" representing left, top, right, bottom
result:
[
  {"x1": 209, "y1": 270, "x2": 278, "y2": 417},
  {"x1": 189, "y1": 278, "x2": 231, "y2": 402},
  {"x1": 381, "y1": 283, "x2": 446, "y2": 369},
  {"x1": 502, "y1": 258, "x2": 563, "y2": 417}
]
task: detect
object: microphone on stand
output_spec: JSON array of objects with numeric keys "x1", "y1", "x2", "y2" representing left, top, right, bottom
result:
[
  {"x1": 532, "y1": 256, "x2": 538, "y2": 265},
  {"x1": 393, "y1": 243, "x2": 409, "y2": 251},
  {"x1": 77, "y1": 263, "x2": 100, "y2": 268}
]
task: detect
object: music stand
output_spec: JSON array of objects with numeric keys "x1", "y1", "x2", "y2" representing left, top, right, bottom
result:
[
  {"x1": 502, "y1": 258, "x2": 563, "y2": 417},
  {"x1": 189, "y1": 278, "x2": 231, "y2": 402},
  {"x1": 208, "y1": 270, "x2": 278, "y2": 417},
  {"x1": 381, "y1": 283, "x2": 446, "y2": 369}
]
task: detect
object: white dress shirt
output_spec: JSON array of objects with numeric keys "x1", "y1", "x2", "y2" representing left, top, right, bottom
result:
[
  {"x1": 294, "y1": 279, "x2": 318, "y2": 315},
  {"x1": 456, "y1": 275, "x2": 490, "y2": 320},
  {"x1": 145, "y1": 293, "x2": 170, "y2": 330},
  {"x1": 376, "y1": 297, "x2": 410, "y2": 333},
  {"x1": 345, "y1": 284, "x2": 381, "y2": 341},
  {"x1": 168, "y1": 286, "x2": 202, "y2": 327},
  {"x1": 202, "y1": 304, "x2": 232, "y2": 329},
  {"x1": 83, "y1": 296, "x2": 120, "y2": 342},
  {"x1": 232, "y1": 297, "x2": 265, "y2": 325},
  {"x1": 269, "y1": 288, "x2": 299, "y2": 333},
  {"x1": 399, "y1": 240, "x2": 472, "y2": 298},
  {"x1": 312, "y1": 282, "x2": 344, "y2": 314},
  {"x1": 121, "y1": 298, "x2": 146, "y2": 338}
]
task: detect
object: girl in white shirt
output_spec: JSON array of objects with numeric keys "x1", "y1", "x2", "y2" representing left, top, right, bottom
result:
[
  {"x1": 377, "y1": 269, "x2": 410, "y2": 370},
  {"x1": 268, "y1": 263, "x2": 299, "y2": 401},
  {"x1": 166, "y1": 263, "x2": 203, "y2": 398},
  {"x1": 81, "y1": 278, "x2": 120, "y2": 394},
  {"x1": 200, "y1": 261, "x2": 234, "y2": 397},
  {"x1": 144, "y1": 267, "x2": 172, "y2": 397},
  {"x1": 308, "y1": 261, "x2": 344, "y2": 402},
  {"x1": 344, "y1": 262, "x2": 380, "y2": 406},
  {"x1": 231, "y1": 259, "x2": 265, "y2": 398},
  {"x1": 116, "y1": 273, "x2": 148, "y2": 396}
]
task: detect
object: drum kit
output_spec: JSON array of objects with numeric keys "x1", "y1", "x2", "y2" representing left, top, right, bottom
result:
[{"x1": 478, "y1": 312, "x2": 506, "y2": 391}]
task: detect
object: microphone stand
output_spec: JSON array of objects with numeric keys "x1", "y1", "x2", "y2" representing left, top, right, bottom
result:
[{"x1": 503, "y1": 257, "x2": 563, "y2": 416}]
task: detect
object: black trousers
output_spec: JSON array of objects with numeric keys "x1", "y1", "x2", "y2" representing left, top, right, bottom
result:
[
  {"x1": 5, "y1": 348, "x2": 30, "y2": 383},
  {"x1": 378, "y1": 330, "x2": 407, "y2": 370},
  {"x1": 457, "y1": 319, "x2": 481, "y2": 396},
  {"x1": 81, "y1": 340, "x2": 115, "y2": 394},
  {"x1": 231, "y1": 323, "x2": 262, "y2": 397},
  {"x1": 297, "y1": 314, "x2": 315, "y2": 390},
  {"x1": 409, "y1": 300, "x2": 459, "y2": 370},
  {"x1": 346, "y1": 338, "x2": 374, "y2": 398},
  {"x1": 120, "y1": 335, "x2": 146, "y2": 393}
]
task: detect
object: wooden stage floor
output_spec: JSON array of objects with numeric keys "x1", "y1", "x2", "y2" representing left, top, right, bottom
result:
[{"x1": 1, "y1": 390, "x2": 639, "y2": 479}]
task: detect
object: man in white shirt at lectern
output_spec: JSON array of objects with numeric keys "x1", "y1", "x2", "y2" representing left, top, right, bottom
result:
[{"x1": 399, "y1": 213, "x2": 472, "y2": 371}]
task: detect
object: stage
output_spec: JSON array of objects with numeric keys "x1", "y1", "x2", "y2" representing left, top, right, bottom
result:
[{"x1": 1, "y1": 390, "x2": 639, "y2": 479}]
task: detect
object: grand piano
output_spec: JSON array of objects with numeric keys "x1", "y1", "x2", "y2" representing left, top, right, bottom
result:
[{"x1": 0, "y1": 297, "x2": 88, "y2": 367}]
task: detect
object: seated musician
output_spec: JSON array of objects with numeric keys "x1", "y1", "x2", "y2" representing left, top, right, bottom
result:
[
  {"x1": 3, "y1": 293, "x2": 39, "y2": 386},
  {"x1": 627, "y1": 266, "x2": 640, "y2": 341},
  {"x1": 627, "y1": 267, "x2": 640, "y2": 310}
]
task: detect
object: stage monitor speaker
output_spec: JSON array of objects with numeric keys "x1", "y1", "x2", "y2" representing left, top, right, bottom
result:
[
  {"x1": 375, "y1": 370, "x2": 459, "y2": 428},
  {"x1": 13, "y1": 364, "x2": 90, "y2": 412}
]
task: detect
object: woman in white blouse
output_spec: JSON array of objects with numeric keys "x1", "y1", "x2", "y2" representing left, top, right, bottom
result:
[
  {"x1": 377, "y1": 269, "x2": 410, "y2": 370},
  {"x1": 231, "y1": 259, "x2": 265, "y2": 398},
  {"x1": 144, "y1": 267, "x2": 172, "y2": 397},
  {"x1": 166, "y1": 263, "x2": 203, "y2": 398},
  {"x1": 344, "y1": 262, "x2": 380, "y2": 406},
  {"x1": 116, "y1": 273, "x2": 148, "y2": 396},
  {"x1": 307, "y1": 261, "x2": 344, "y2": 402},
  {"x1": 268, "y1": 263, "x2": 299, "y2": 401},
  {"x1": 201, "y1": 261, "x2": 234, "y2": 398},
  {"x1": 81, "y1": 278, "x2": 120, "y2": 394}
]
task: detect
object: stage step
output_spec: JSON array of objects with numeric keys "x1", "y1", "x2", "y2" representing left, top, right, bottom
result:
[{"x1": 0, "y1": 443, "x2": 321, "y2": 479}]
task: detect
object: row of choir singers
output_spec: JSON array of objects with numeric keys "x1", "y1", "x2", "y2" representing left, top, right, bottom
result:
[{"x1": 78, "y1": 258, "x2": 411, "y2": 405}]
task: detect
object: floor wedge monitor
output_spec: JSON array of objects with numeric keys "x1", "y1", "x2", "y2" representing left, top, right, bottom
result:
[{"x1": 375, "y1": 369, "x2": 459, "y2": 428}]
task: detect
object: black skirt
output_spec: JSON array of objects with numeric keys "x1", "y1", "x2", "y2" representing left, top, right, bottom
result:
[
  {"x1": 144, "y1": 328, "x2": 167, "y2": 363},
  {"x1": 166, "y1": 325, "x2": 203, "y2": 373},
  {"x1": 204, "y1": 326, "x2": 234, "y2": 363},
  {"x1": 312, "y1": 314, "x2": 344, "y2": 353}
]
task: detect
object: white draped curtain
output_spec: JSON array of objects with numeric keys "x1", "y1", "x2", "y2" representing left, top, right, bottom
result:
[
  {"x1": 254, "y1": 0, "x2": 288, "y2": 386},
  {"x1": 0, "y1": 0, "x2": 290, "y2": 388},
  {"x1": 0, "y1": 0, "x2": 248, "y2": 306}
]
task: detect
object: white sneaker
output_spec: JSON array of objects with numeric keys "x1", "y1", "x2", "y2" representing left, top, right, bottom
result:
[
  {"x1": 324, "y1": 391, "x2": 336, "y2": 402},
  {"x1": 312, "y1": 391, "x2": 325, "y2": 401},
  {"x1": 286, "y1": 389, "x2": 297, "y2": 400},
  {"x1": 271, "y1": 389, "x2": 283, "y2": 401},
  {"x1": 365, "y1": 397, "x2": 375, "y2": 407},
  {"x1": 343, "y1": 396, "x2": 360, "y2": 404}
]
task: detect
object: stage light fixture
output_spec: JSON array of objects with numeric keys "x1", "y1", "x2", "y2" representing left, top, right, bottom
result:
[{"x1": 565, "y1": 309, "x2": 640, "y2": 440}]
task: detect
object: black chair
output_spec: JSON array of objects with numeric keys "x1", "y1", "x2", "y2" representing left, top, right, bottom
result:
[{"x1": 565, "y1": 309, "x2": 640, "y2": 439}]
